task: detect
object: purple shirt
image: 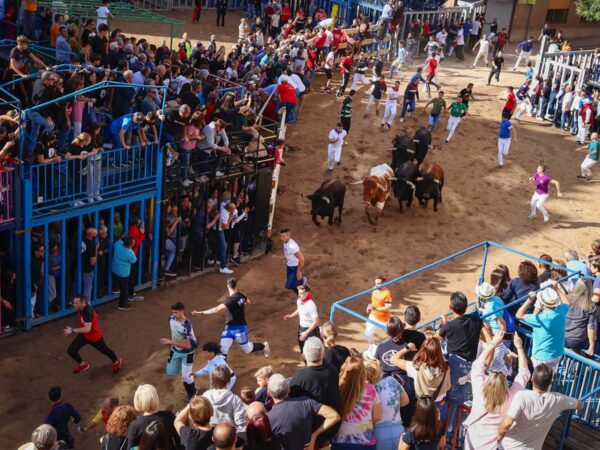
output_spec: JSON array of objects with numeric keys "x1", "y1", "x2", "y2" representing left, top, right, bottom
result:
[{"x1": 533, "y1": 173, "x2": 552, "y2": 195}]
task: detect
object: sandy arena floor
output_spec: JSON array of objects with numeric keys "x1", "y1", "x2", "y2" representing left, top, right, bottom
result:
[{"x1": 2, "y1": 10, "x2": 600, "y2": 448}]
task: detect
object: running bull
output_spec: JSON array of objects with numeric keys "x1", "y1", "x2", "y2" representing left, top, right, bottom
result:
[
  {"x1": 415, "y1": 163, "x2": 444, "y2": 211},
  {"x1": 351, "y1": 164, "x2": 396, "y2": 228},
  {"x1": 307, "y1": 179, "x2": 346, "y2": 226}
]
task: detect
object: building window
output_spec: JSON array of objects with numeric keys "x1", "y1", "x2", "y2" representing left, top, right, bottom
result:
[{"x1": 546, "y1": 8, "x2": 568, "y2": 23}]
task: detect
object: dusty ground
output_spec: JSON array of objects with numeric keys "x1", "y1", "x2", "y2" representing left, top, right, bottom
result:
[{"x1": 2, "y1": 11, "x2": 600, "y2": 448}]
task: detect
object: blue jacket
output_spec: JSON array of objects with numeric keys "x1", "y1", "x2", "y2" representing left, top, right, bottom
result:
[
  {"x1": 112, "y1": 240, "x2": 137, "y2": 278},
  {"x1": 517, "y1": 40, "x2": 534, "y2": 52},
  {"x1": 45, "y1": 402, "x2": 81, "y2": 448}
]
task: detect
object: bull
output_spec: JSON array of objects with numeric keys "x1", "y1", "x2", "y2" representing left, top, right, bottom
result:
[
  {"x1": 415, "y1": 163, "x2": 444, "y2": 212},
  {"x1": 391, "y1": 134, "x2": 416, "y2": 170},
  {"x1": 393, "y1": 161, "x2": 418, "y2": 211},
  {"x1": 350, "y1": 164, "x2": 396, "y2": 229},
  {"x1": 306, "y1": 179, "x2": 346, "y2": 226},
  {"x1": 412, "y1": 127, "x2": 434, "y2": 168}
]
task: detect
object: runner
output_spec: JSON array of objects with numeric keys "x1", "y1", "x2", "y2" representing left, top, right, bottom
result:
[
  {"x1": 350, "y1": 53, "x2": 370, "y2": 91},
  {"x1": 493, "y1": 28, "x2": 508, "y2": 56},
  {"x1": 327, "y1": 122, "x2": 347, "y2": 171},
  {"x1": 575, "y1": 132, "x2": 599, "y2": 181},
  {"x1": 336, "y1": 50, "x2": 353, "y2": 97},
  {"x1": 191, "y1": 278, "x2": 270, "y2": 359},
  {"x1": 339, "y1": 90, "x2": 355, "y2": 134},
  {"x1": 513, "y1": 37, "x2": 534, "y2": 71},
  {"x1": 389, "y1": 41, "x2": 407, "y2": 80},
  {"x1": 445, "y1": 95, "x2": 468, "y2": 144},
  {"x1": 364, "y1": 75, "x2": 386, "y2": 118},
  {"x1": 63, "y1": 295, "x2": 121, "y2": 374},
  {"x1": 279, "y1": 228, "x2": 306, "y2": 294},
  {"x1": 528, "y1": 164, "x2": 563, "y2": 222},
  {"x1": 514, "y1": 80, "x2": 531, "y2": 122},
  {"x1": 471, "y1": 34, "x2": 491, "y2": 68},
  {"x1": 381, "y1": 80, "x2": 402, "y2": 129},
  {"x1": 424, "y1": 54, "x2": 441, "y2": 98},
  {"x1": 489, "y1": 110, "x2": 517, "y2": 168},
  {"x1": 577, "y1": 98, "x2": 594, "y2": 145},
  {"x1": 424, "y1": 90, "x2": 447, "y2": 132},
  {"x1": 502, "y1": 86, "x2": 517, "y2": 118},
  {"x1": 283, "y1": 283, "x2": 320, "y2": 355},
  {"x1": 160, "y1": 302, "x2": 198, "y2": 400},
  {"x1": 323, "y1": 47, "x2": 335, "y2": 93},
  {"x1": 399, "y1": 79, "x2": 418, "y2": 123},
  {"x1": 487, "y1": 50, "x2": 504, "y2": 85},
  {"x1": 460, "y1": 83, "x2": 477, "y2": 110},
  {"x1": 365, "y1": 275, "x2": 392, "y2": 345}
]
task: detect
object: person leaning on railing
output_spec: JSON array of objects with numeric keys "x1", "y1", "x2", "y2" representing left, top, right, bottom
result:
[
  {"x1": 9, "y1": 35, "x2": 48, "y2": 106},
  {"x1": 463, "y1": 331, "x2": 530, "y2": 450}
]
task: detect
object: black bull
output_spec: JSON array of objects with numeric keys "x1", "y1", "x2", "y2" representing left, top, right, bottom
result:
[
  {"x1": 391, "y1": 128, "x2": 436, "y2": 170},
  {"x1": 307, "y1": 179, "x2": 346, "y2": 226}
]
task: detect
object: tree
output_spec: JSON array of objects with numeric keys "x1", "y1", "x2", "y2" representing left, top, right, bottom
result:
[{"x1": 576, "y1": 0, "x2": 600, "y2": 22}]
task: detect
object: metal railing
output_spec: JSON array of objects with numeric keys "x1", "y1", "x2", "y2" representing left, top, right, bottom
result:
[
  {"x1": 0, "y1": 165, "x2": 15, "y2": 226},
  {"x1": 30, "y1": 143, "x2": 160, "y2": 218}
]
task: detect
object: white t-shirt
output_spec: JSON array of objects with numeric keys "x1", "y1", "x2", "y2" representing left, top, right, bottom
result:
[
  {"x1": 436, "y1": 31, "x2": 447, "y2": 44},
  {"x1": 385, "y1": 87, "x2": 401, "y2": 104},
  {"x1": 290, "y1": 73, "x2": 306, "y2": 93},
  {"x1": 502, "y1": 391, "x2": 579, "y2": 450},
  {"x1": 284, "y1": 238, "x2": 300, "y2": 266},
  {"x1": 328, "y1": 129, "x2": 346, "y2": 152},
  {"x1": 96, "y1": 6, "x2": 110, "y2": 27},
  {"x1": 319, "y1": 18, "x2": 334, "y2": 29},
  {"x1": 219, "y1": 206, "x2": 230, "y2": 231},
  {"x1": 477, "y1": 39, "x2": 490, "y2": 53},
  {"x1": 297, "y1": 299, "x2": 318, "y2": 327},
  {"x1": 470, "y1": 20, "x2": 481, "y2": 35},
  {"x1": 324, "y1": 51, "x2": 335, "y2": 70},
  {"x1": 456, "y1": 29, "x2": 465, "y2": 46},
  {"x1": 271, "y1": 13, "x2": 281, "y2": 28},
  {"x1": 324, "y1": 30, "x2": 334, "y2": 47}
]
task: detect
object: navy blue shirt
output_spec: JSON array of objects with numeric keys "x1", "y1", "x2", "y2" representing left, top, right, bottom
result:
[
  {"x1": 503, "y1": 278, "x2": 539, "y2": 313},
  {"x1": 45, "y1": 402, "x2": 81, "y2": 447}
]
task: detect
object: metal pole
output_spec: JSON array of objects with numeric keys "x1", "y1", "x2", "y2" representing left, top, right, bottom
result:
[{"x1": 479, "y1": 241, "x2": 489, "y2": 284}]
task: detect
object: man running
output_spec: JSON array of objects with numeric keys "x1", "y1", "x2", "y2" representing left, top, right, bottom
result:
[
  {"x1": 490, "y1": 110, "x2": 517, "y2": 168},
  {"x1": 64, "y1": 295, "x2": 122, "y2": 374},
  {"x1": 364, "y1": 75, "x2": 386, "y2": 118},
  {"x1": 327, "y1": 122, "x2": 347, "y2": 170},
  {"x1": 192, "y1": 278, "x2": 270, "y2": 358},
  {"x1": 503, "y1": 86, "x2": 517, "y2": 118},
  {"x1": 488, "y1": 51, "x2": 504, "y2": 85},
  {"x1": 400, "y1": 79, "x2": 418, "y2": 123},
  {"x1": 389, "y1": 41, "x2": 407, "y2": 80},
  {"x1": 424, "y1": 90, "x2": 447, "y2": 132},
  {"x1": 445, "y1": 95, "x2": 468, "y2": 144},
  {"x1": 279, "y1": 227, "x2": 306, "y2": 293},
  {"x1": 160, "y1": 302, "x2": 198, "y2": 400},
  {"x1": 339, "y1": 90, "x2": 355, "y2": 134},
  {"x1": 425, "y1": 54, "x2": 441, "y2": 97},
  {"x1": 381, "y1": 80, "x2": 401, "y2": 129},
  {"x1": 513, "y1": 37, "x2": 534, "y2": 71},
  {"x1": 323, "y1": 48, "x2": 335, "y2": 93},
  {"x1": 365, "y1": 275, "x2": 392, "y2": 345},
  {"x1": 460, "y1": 83, "x2": 477, "y2": 110},
  {"x1": 350, "y1": 53, "x2": 370, "y2": 91},
  {"x1": 471, "y1": 34, "x2": 491, "y2": 68},
  {"x1": 514, "y1": 80, "x2": 531, "y2": 122},
  {"x1": 336, "y1": 50, "x2": 353, "y2": 97}
]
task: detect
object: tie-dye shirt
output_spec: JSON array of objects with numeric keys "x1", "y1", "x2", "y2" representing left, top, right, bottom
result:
[
  {"x1": 374, "y1": 376, "x2": 405, "y2": 425},
  {"x1": 332, "y1": 383, "x2": 380, "y2": 445}
]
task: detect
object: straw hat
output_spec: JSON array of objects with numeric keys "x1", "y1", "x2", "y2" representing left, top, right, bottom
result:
[
  {"x1": 475, "y1": 282, "x2": 496, "y2": 300},
  {"x1": 537, "y1": 287, "x2": 560, "y2": 308}
]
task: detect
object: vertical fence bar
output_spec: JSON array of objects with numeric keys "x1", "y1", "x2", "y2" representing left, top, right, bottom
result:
[{"x1": 60, "y1": 219, "x2": 67, "y2": 310}]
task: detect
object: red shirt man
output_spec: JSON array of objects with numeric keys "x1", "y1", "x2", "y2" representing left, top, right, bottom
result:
[
  {"x1": 505, "y1": 89, "x2": 517, "y2": 113},
  {"x1": 277, "y1": 80, "x2": 298, "y2": 104},
  {"x1": 426, "y1": 56, "x2": 438, "y2": 77},
  {"x1": 341, "y1": 55, "x2": 353, "y2": 74}
]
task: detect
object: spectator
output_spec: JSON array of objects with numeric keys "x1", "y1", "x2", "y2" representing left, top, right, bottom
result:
[
  {"x1": 165, "y1": 203, "x2": 181, "y2": 277},
  {"x1": 515, "y1": 287, "x2": 568, "y2": 372},
  {"x1": 556, "y1": 278, "x2": 596, "y2": 355},
  {"x1": 211, "y1": 422, "x2": 237, "y2": 450},
  {"x1": 18, "y1": 424, "x2": 57, "y2": 450},
  {"x1": 197, "y1": 118, "x2": 230, "y2": 177},
  {"x1": 174, "y1": 396, "x2": 214, "y2": 450},
  {"x1": 375, "y1": 316, "x2": 408, "y2": 379},
  {"x1": 112, "y1": 235, "x2": 137, "y2": 311},
  {"x1": 192, "y1": 341, "x2": 237, "y2": 389},
  {"x1": 81, "y1": 396, "x2": 119, "y2": 434},
  {"x1": 97, "y1": 225, "x2": 110, "y2": 296},
  {"x1": 80, "y1": 227, "x2": 98, "y2": 303},
  {"x1": 438, "y1": 291, "x2": 486, "y2": 406},
  {"x1": 254, "y1": 366, "x2": 273, "y2": 408},
  {"x1": 398, "y1": 397, "x2": 446, "y2": 450},
  {"x1": 332, "y1": 356, "x2": 381, "y2": 449},
  {"x1": 503, "y1": 260, "x2": 539, "y2": 312},
  {"x1": 539, "y1": 258, "x2": 570, "y2": 293},
  {"x1": 139, "y1": 420, "x2": 171, "y2": 450},
  {"x1": 365, "y1": 360, "x2": 409, "y2": 449},
  {"x1": 537, "y1": 254, "x2": 553, "y2": 284},
  {"x1": 244, "y1": 411, "x2": 282, "y2": 450},
  {"x1": 100, "y1": 405, "x2": 136, "y2": 450},
  {"x1": 267, "y1": 373, "x2": 340, "y2": 450},
  {"x1": 321, "y1": 321, "x2": 351, "y2": 373},
  {"x1": 463, "y1": 332, "x2": 530, "y2": 450},
  {"x1": 283, "y1": 283, "x2": 320, "y2": 356},
  {"x1": 402, "y1": 306, "x2": 427, "y2": 353},
  {"x1": 202, "y1": 365, "x2": 247, "y2": 431},
  {"x1": 391, "y1": 337, "x2": 451, "y2": 424},
  {"x1": 44, "y1": 386, "x2": 81, "y2": 449},
  {"x1": 564, "y1": 249, "x2": 591, "y2": 287},
  {"x1": 475, "y1": 282, "x2": 506, "y2": 335},
  {"x1": 127, "y1": 384, "x2": 180, "y2": 450},
  {"x1": 498, "y1": 364, "x2": 582, "y2": 449},
  {"x1": 240, "y1": 387, "x2": 256, "y2": 407}
]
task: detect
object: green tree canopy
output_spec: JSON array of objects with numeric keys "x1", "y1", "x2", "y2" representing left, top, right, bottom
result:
[{"x1": 576, "y1": 0, "x2": 600, "y2": 21}]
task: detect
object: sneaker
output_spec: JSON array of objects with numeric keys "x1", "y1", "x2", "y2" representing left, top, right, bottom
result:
[
  {"x1": 187, "y1": 167, "x2": 196, "y2": 175},
  {"x1": 219, "y1": 267, "x2": 234, "y2": 274},
  {"x1": 381, "y1": 124, "x2": 385, "y2": 128},
  {"x1": 117, "y1": 304, "x2": 132, "y2": 311},
  {"x1": 112, "y1": 357, "x2": 122, "y2": 373},
  {"x1": 386, "y1": 123, "x2": 391, "y2": 129},
  {"x1": 3, "y1": 325, "x2": 13, "y2": 334},
  {"x1": 230, "y1": 256, "x2": 241, "y2": 266},
  {"x1": 164, "y1": 271, "x2": 177, "y2": 277},
  {"x1": 263, "y1": 341, "x2": 271, "y2": 358},
  {"x1": 73, "y1": 362, "x2": 90, "y2": 374},
  {"x1": 543, "y1": 216, "x2": 550, "y2": 223},
  {"x1": 180, "y1": 179, "x2": 193, "y2": 187},
  {"x1": 95, "y1": 195, "x2": 103, "y2": 201},
  {"x1": 216, "y1": 170, "x2": 225, "y2": 177},
  {"x1": 528, "y1": 214, "x2": 537, "y2": 220},
  {"x1": 196, "y1": 175, "x2": 209, "y2": 183},
  {"x1": 399, "y1": 118, "x2": 405, "y2": 122},
  {"x1": 207, "y1": 259, "x2": 215, "y2": 265},
  {"x1": 128, "y1": 295, "x2": 144, "y2": 302},
  {"x1": 444, "y1": 139, "x2": 449, "y2": 144},
  {"x1": 498, "y1": 164, "x2": 503, "y2": 168}
]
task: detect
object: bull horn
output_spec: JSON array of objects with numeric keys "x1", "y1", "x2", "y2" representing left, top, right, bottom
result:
[
  {"x1": 348, "y1": 180, "x2": 365, "y2": 185},
  {"x1": 415, "y1": 177, "x2": 424, "y2": 181},
  {"x1": 322, "y1": 196, "x2": 331, "y2": 204},
  {"x1": 433, "y1": 179, "x2": 441, "y2": 184},
  {"x1": 407, "y1": 149, "x2": 415, "y2": 154},
  {"x1": 389, "y1": 176, "x2": 397, "y2": 181},
  {"x1": 406, "y1": 181, "x2": 416, "y2": 189}
]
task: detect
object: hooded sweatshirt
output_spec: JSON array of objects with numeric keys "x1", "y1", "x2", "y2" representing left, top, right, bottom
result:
[{"x1": 202, "y1": 389, "x2": 247, "y2": 431}]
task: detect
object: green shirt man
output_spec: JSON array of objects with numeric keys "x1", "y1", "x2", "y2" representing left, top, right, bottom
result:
[{"x1": 449, "y1": 101, "x2": 468, "y2": 118}]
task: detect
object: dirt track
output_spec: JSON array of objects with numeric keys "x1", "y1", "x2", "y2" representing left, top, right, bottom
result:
[{"x1": 2, "y1": 10, "x2": 600, "y2": 448}]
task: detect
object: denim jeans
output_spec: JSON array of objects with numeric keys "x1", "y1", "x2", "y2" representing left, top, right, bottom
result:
[
  {"x1": 180, "y1": 150, "x2": 191, "y2": 181},
  {"x1": 561, "y1": 111, "x2": 571, "y2": 130},
  {"x1": 401, "y1": 99, "x2": 415, "y2": 118},
  {"x1": 565, "y1": 337, "x2": 589, "y2": 352},
  {"x1": 285, "y1": 265, "x2": 306, "y2": 293},
  {"x1": 548, "y1": 92, "x2": 558, "y2": 116},
  {"x1": 165, "y1": 238, "x2": 176, "y2": 271},
  {"x1": 82, "y1": 271, "x2": 94, "y2": 303},
  {"x1": 277, "y1": 102, "x2": 297, "y2": 122},
  {"x1": 27, "y1": 111, "x2": 54, "y2": 152},
  {"x1": 446, "y1": 353, "x2": 472, "y2": 405},
  {"x1": 571, "y1": 110, "x2": 580, "y2": 134},
  {"x1": 373, "y1": 421, "x2": 403, "y2": 450},
  {"x1": 218, "y1": 230, "x2": 227, "y2": 269}
]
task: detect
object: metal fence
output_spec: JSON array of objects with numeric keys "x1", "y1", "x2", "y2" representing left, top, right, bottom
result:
[{"x1": 0, "y1": 165, "x2": 15, "y2": 227}]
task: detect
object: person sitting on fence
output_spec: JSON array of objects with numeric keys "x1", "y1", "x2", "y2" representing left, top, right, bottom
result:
[
  {"x1": 515, "y1": 287, "x2": 568, "y2": 373},
  {"x1": 497, "y1": 363, "x2": 582, "y2": 450},
  {"x1": 109, "y1": 112, "x2": 145, "y2": 168},
  {"x1": 463, "y1": 331, "x2": 530, "y2": 450}
]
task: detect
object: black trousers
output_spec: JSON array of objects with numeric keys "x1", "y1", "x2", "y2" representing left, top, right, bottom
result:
[
  {"x1": 67, "y1": 334, "x2": 117, "y2": 364},
  {"x1": 340, "y1": 116, "x2": 351, "y2": 133},
  {"x1": 114, "y1": 273, "x2": 129, "y2": 307},
  {"x1": 298, "y1": 325, "x2": 321, "y2": 354},
  {"x1": 488, "y1": 67, "x2": 501, "y2": 84},
  {"x1": 338, "y1": 73, "x2": 350, "y2": 95},
  {"x1": 216, "y1": 9, "x2": 226, "y2": 26}
]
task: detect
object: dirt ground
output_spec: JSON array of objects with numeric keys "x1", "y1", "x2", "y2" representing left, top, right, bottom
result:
[{"x1": 2, "y1": 11, "x2": 600, "y2": 448}]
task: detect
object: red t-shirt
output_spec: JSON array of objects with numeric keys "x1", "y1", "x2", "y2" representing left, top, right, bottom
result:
[
  {"x1": 78, "y1": 304, "x2": 103, "y2": 342},
  {"x1": 128, "y1": 225, "x2": 144, "y2": 256},
  {"x1": 264, "y1": 5, "x2": 273, "y2": 17},
  {"x1": 341, "y1": 56, "x2": 353, "y2": 74},
  {"x1": 497, "y1": 32, "x2": 507, "y2": 45},
  {"x1": 281, "y1": 6, "x2": 291, "y2": 22},
  {"x1": 505, "y1": 92, "x2": 516, "y2": 111},
  {"x1": 427, "y1": 57, "x2": 437, "y2": 76},
  {"x1": 277, "y1": 81, "x2": 298, "y2": 104}
]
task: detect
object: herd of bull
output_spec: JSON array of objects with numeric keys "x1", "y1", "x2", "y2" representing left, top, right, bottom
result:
[{"x1": 307, "y1": 128, "x2": 445, "y2": 229}]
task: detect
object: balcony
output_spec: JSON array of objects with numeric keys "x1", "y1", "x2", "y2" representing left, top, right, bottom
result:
[
  {"x1": 29, "y1": 143, "x2": 161, "y2": 219},
  {"x1": 0, "y1": 164, "x2": 15, "y2": 229}
]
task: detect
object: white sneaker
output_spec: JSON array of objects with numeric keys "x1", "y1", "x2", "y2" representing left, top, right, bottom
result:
[
  {"x1": 543, "y1": 216, "x2": 550, "y2": 223},
  {"x1": 216, "y1": 170, "x2": 225, "y2": 177},
  {"x1": 528, "y1": 214, "x2": 537, "y2": 220},
  {"x1": 181, "y1": 179, "x2": 193, "y2": 187},
  {"x1": 219, "y1": 267, "x2": 234, "y2": 274},
  {"x1": 263, "y1": 341, "x2": 271, "y2": 357},
  {"x1": 400, "y1": 117, "x2": 405, "y2": 122}
]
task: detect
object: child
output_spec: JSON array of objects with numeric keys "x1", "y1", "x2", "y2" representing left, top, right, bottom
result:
[
  {"x1": 253, "y1": 365, "x2": 273, "y2": 409},
  {"x1": 192, "y1": 342, "x2": 236, "y2": 390},
  {"x1": 240, "y1": 386, "x2": 256, "y2": 409}
]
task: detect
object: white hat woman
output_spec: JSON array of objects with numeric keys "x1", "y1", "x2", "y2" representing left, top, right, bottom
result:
[{"x1": 476, "y1": 282, "x2": 506, "y2": 335}]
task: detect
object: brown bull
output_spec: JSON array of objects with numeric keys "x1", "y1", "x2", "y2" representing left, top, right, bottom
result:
[{"x1": 351, "y1": 164, "x2": 396, "y2": 228}]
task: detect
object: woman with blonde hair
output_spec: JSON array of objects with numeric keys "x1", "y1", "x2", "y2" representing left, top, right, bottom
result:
[
  {"x1": 126, "y1": 384, "x2": 180, "y2": 450},
  {"x1": 390, "y1": 337, "x2": 450, "y2": 424},
  {"x1": 322, "y1": 321, "x2": 351, "y2": 372},
  {"x1": 65, "y1": 132, "x2": 95, "y2": 204},
  {"x1": 101, "y1": 405, "x2": 136, "y2": 450},
  {"x1": 463, "y1": 331, "x2": 529, "y2": 450},
  {"x1": 332, "y1": 356, "x2": 381, "y2": 449},
  {"x1": 364, "y1": 360, "x2": 409, "y2": 449}
]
